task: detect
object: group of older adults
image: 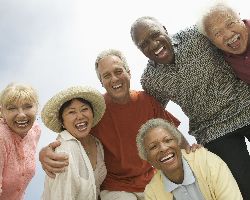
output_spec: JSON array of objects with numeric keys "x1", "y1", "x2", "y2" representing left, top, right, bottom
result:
[{"x1": 1, "y1": 2, "x2": 249, "y2": 200}]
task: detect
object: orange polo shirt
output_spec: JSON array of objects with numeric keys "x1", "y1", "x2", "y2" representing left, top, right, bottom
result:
[{"x1": 92, "y1": 90, "x2": 180, "y2": 192}]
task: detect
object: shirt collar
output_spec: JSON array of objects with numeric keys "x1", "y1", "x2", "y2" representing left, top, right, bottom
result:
[
  {"x1": 58, "y1": 130, "x2": 78, "y2": 141},
  {"x1": 162, "y1": 157, "x2": 195, "y2": 192}
]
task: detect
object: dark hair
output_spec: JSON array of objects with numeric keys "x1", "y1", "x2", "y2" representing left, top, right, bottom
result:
[{"x1": 58, "y1": 98, "x2": 94, "y2": 131}]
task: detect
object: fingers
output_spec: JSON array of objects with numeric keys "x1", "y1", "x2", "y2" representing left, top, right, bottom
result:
[
  {"x1": 41, "y1": 155, "x2": 69, "y2": 177},
  {"x1": 39, "y1": 141, "x2": 69, "y2": 176},
  {"x1": 49, "y1": 151, "x2": 68, "y2": 161},
  {"x1": 43, "y1": 161, "x2": 67, "y2": 173},
  {"x1": 44, "y1": 156, "x2": 69, "y2": 169},
  {"x1": 184, "y1": 143, "x2": 203, "y2": 154},
  {"x1": 185, "y1": 146, "x2": 191, "y2": 154},
  {"x1": 190, "y1": 143, "x2": 203, "y2": 152},
  {"x1": 48, "y1": 140, "x2": 61, "y2": 150},
  {"x1": 44, "y1": 169, "x2": 56, "y2": 179}
]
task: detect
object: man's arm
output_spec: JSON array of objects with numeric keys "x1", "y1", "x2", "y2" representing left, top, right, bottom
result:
[{"x1": 39, "y1": 140, "x2": 69, "y2": 178}]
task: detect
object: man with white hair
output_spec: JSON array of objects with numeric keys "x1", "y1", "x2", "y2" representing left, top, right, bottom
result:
[{"x1": 197, "y1": 2, "x2": 250, "y2": 84}]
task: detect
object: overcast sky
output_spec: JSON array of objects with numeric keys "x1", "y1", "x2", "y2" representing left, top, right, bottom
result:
[{"x1": 0, "y1": 0, "x2": 249, "y2": 199}]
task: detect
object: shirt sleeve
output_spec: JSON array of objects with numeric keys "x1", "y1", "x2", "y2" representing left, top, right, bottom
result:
[
  {"x1": 208, "y1": 151, "x2": 243, "y2": 200},
  {"x1": 42, "y1": 142, "x2": 81, "y2": 200}
]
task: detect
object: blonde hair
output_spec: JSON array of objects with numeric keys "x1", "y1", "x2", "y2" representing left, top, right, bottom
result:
[
  {"x1": 136, "y1": 118, "x2": 182, "y2": 161},
  {"x1": 0, "y1": 83, "x2": 39, "y2": 117}
]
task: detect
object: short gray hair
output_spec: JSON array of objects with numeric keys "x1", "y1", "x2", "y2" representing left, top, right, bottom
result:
[
  {"x1": 130, "y1": 16, "x2": 165, "y2": 47},
  {"x1": 196, "y1": 1, "x2": 240, "y2": 36},
  {"x1": 94, "y1": 49, "x2": 130, "y2": 81},
  {"x1": 136, "y1": 118, "x2": 182, "y2": 160}
]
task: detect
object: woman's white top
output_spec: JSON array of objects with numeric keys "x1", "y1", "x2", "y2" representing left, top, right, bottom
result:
[{"x1": 41, "y1": 130, "x2": 107, "y2": 200}]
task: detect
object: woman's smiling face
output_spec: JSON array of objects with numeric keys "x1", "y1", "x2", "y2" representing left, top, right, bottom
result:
[
  {"x1": 144, "y1": 126, "x2": 182, "y2": 175},
  {"x1": 61, "y1": 99, "x2": 94, "y2": 139}
]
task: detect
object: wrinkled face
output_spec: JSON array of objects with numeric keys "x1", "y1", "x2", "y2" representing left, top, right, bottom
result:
[
  {"x1": 204, "y1": 11, "x2": 249, "y2": 54},
  {"x1": 133, "y1": 20, "x2": 175, "y2": 64},
  {"x1": 62, "y1": 99, "x2": 93, "y2": 139},
  {"x1": 1, "y1": 99, "x2": 37, "y2": 138},
  {"x1": 144, "y1": 127, "x2": 182, "y2": 176},
  {"x1": 97, "y1": 55, "x2": 131, "y2": 104}
]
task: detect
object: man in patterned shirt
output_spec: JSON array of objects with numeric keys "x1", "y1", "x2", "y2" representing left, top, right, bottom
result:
[{"x1": 130, "y1": 16, "x2": 250, "y2": 199}]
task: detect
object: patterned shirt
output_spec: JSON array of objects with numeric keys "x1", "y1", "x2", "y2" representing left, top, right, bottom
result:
[
  {"x1": 0, "y1": 119, "x2": 41, "y2": 200},
  {"x1": 141, "y1": 26, "x2": 250, "y2": 144}
]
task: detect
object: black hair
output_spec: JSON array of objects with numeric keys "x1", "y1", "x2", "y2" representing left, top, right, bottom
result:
[{"x1": 58, "y1": 98, "x2": 94, "y2": 131}]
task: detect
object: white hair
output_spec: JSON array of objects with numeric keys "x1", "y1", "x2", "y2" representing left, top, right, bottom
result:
[
  {"x1": 196, "y1": 0, "x2": 240, "y2": 36},
  {"x1": 136, "y1": 118, "x2": 182, "y2": 161},
  {"x1": 94, "y1": 49, "x2": 129, "y2": 81}
]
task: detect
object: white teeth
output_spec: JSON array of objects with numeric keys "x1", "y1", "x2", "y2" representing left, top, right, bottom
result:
[
  {"x1": 75, "y1": 122, "x2": 87, "y2": 131},
  {"x1": 16, "y1": 120, "x2": 28, "y2": 124},
  {"x1": 112, "y1": 84, "x2": 122, "y2": 89},
  {"x1": 160, "y1": 153, "x2": 174, "y2": 162},
  {"x1": 155, "y1": 46, "x2": 164, "y2": 55},
  {"x1": 76, "y1": 122, "x2": 86, "y2": 127},
  {"x1": 226, "y1": 34, "x2": 240, "y2": 45},
  {"x1": 16, "y1": 120, "x2": 29, "y2": 127}
]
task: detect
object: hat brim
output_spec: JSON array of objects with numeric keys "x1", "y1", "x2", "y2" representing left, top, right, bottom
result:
[{"x1": 41, "y1": 86, "x2": 105, "y2": 133}]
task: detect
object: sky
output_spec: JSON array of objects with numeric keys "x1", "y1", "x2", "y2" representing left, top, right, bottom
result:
[{"x1": 0, "y1": 0, "x2": 249, "y2": 199}]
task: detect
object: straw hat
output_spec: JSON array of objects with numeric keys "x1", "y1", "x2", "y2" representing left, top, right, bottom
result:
[{"x1": 41, "y1": 85, "x2": 105, "y2": 133}]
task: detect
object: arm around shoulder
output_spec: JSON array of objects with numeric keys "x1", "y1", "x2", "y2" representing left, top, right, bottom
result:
[{"x1": 39, "y1": 140, "x2": 69, "y2": 178}]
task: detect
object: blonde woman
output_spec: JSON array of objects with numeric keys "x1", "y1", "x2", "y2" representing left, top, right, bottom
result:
[
  {"x1": 0, "y1": 83, "x2": 41, "y2": 200},
  {"x1": 41, "y1": 86, "x2": 107, "y2": 200}
]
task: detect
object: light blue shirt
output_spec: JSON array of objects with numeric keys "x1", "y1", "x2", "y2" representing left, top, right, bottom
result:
[{"x1": 162, "y1": 157, "x2": 205, "y2": 200}]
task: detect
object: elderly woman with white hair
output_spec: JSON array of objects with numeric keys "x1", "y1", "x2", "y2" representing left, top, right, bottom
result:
[
  {"x1": 41, "y1": 85, "x2": 107, "y2": 200},
  {"x1": 136, "y1": 118, "x2": 242, "y2": 200}
]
